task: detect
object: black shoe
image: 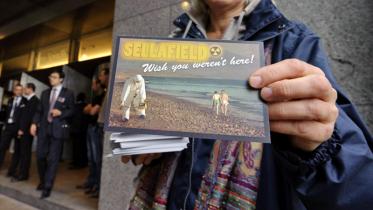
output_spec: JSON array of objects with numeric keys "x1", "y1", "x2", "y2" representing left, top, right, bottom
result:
[
  {"x1": 10, "y1": 177, "x2": 21, "y2": 182},
  {"x1": 40, "y1": 189, "x2": 51, "y2": 199},
  {"x1": 68, "y1": 165, "x2": 78, "y2": 170},
  {"x1": 36, "y1": 183, "x2": 44, "y2": 191},
  {"x1": 69, "y1": 165, "x2": 86, "y2": 170},
  {"x1": 90, "y1": 190, "x2": 99, "y2": 198},
  {"x1": 76, "y1": 183, "x2": 91, "y2": 190},
  {"x1": 84, "y1": 187, "x2": 94, "y2": 194},
  {"x1": 6, "y1": 173, "x2": 14, "y2": 178},
  {"x1": 85, "y1": 185, "x2": 99, "y2": 195},
  {"x1": 13, "y1": 176, "x2": 28, "y2": 182},
  {"x1": 18, "y1": 176, "x2": 28, "y2": 181},
  {"x1": 139, "y1": 115, "x2": 146, "y2": 119}
]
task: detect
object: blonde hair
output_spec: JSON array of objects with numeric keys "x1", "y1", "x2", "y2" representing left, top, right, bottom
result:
[
  {"x1": 190, "y1": 0, "x2": 276, "y2": 16},
  {"x1": 190, "y1": 0, "x2": 250, "y2": 16}
]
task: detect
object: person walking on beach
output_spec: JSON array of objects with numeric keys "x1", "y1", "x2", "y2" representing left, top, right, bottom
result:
[
  {"x1": 212, "y1": 91, "x2": 221, "y2": 115},
  {"x1": 220, "y1": 90, "x2": 229, "y2": 116}
]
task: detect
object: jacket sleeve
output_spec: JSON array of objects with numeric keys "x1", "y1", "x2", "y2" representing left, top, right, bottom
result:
[
  {"x1": 32, "y1": 93, "x2": 44, "y2": 125},
  {"x1": 272, "y1": 26, "x2": 373, "y2": 210},
  {"x1": 23, "y1": 98, "x2": 40, "y2": 132},
  {"x1": 59, "y1": 90, "x2": 75, "y2": 120},
  {"x1": 19, "y1": 100, "x2": 27, "y2": 132}
]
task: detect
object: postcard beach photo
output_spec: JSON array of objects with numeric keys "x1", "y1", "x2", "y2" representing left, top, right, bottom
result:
[{"x1": 105, "y1": 37, "x2": 270, "y2": 142}]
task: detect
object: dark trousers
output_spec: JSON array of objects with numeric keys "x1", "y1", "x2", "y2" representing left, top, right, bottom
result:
[
  {"x1": 71, "y1": 131, "x2": 88, "y2": 167},
  {"x1": 85, "y1": 124, "x2": 103, "y2": 188},
  {"x1": 18, "y1": 134, "x2": 34, "y2": 179},
  {"x1": 7, "y1": 137, "x2": 21, "y2": 176},
  {"x1": 0, "y1": 124, "x2": 19, "y2": 172},
  {"x1": 37, "y1": 124, "x2": 64, "y2": 190}
]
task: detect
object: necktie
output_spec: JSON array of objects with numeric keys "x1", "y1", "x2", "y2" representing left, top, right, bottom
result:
[{"x1": 48, "y1": 88, "x2": 57, "y2": 122}]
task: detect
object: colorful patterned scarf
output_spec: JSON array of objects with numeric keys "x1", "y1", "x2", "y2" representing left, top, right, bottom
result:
[{"x1": 128, "y1": 141, "x2": 263, "y2": 210}]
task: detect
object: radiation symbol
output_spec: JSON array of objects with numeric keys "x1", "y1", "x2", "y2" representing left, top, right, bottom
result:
[{"x1": 210, "y1": 46, "x2": 222, "y2": 56}]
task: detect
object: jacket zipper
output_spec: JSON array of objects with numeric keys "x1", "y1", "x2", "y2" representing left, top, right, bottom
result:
[{"x1": 182, "y1": 137, "x2": 195, "y2": 210}]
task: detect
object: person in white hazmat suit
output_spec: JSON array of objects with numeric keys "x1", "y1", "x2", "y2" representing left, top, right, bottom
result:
[{"x1": 120, "y1": 74, "x2": 146, "y2": 121}]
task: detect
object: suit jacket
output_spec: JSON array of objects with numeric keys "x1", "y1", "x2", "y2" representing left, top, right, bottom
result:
[
  {"x1": 19, "y1": 95, "x2": 40, "y2": 135},
  {"x1": 5, "y1": 96, "x2": 28, "y2": 129},
  {"x1": 33, "y1": 87, "x2": 75, "y2": 139}
]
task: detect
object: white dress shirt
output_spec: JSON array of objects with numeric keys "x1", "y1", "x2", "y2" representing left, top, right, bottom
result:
[
  {"x1": 25, "y1": 93, "x2": 35, "y2": 101},
  {"x1": 8, "y1": 96, "x2": 22, "y2": 123}
]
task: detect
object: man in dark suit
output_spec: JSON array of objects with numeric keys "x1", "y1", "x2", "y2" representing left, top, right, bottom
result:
[
  {"x1": 0, "y1": 84, "x2": 27, "y2": 177},
  {"x1": 30, "y1": 70, "x2": 74, "y2": 199},
  {"x1": 11, "y1": 83, "x2": 40, "y2": 182}
]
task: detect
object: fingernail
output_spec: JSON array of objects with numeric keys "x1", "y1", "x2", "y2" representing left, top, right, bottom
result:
[
  {"x1": 250, "y1": 76, "x2": 262, "y2": 88},
  {"x1": 261, "y1": 87, "x2": 272, "y2": 99}
]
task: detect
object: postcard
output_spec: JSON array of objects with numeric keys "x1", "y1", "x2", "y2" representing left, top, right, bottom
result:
[{"x1": 105, "y1": 37, "x2": 270, "y2": 142}]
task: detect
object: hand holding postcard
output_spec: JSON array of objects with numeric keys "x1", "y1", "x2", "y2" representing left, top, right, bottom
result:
[{"x1": 105, "y1": 36, "x2": 270, "y2": 155}]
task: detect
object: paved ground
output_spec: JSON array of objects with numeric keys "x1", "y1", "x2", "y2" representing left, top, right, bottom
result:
[
  {"x1": 0, "y1": 152, "x2": 97, "y2": 210},
  {"x1": 0, "y1": 194, "x2": 39, "y2": 210}
]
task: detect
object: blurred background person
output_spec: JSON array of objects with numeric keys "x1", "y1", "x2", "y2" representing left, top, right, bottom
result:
[
  {"x1": 90, "y1": 68, "x2": 109, "y2": 198},
  {"x1": 77, "y1": 70, "x2": 107, "y2": 198},
  {"x1": 69, "y1": 92, "x2": 89, "y2": 170},
  {"x1": 30, "y1": 70, "x2": 75, "y2": 199},
  {"x1": 0, "y1": 84, "x2": 27, "y2": 178},
  {"x1": 12, "y1": 83, "x2": 40, "y2": 182}
]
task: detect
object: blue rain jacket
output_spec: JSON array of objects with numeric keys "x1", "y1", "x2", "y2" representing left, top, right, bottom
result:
[{"x1": 166, "y1": 0, "x2": 373, "y2": 209}]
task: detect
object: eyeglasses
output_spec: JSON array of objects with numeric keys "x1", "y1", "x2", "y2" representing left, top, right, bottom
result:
[{"x1": 49, "y1": 75, "x2": 59, "y2": 79}]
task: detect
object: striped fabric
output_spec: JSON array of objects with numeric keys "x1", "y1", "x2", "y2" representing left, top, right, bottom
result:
[{"x1": 194, "y1": 141, "x2": 263, "y2": 210}]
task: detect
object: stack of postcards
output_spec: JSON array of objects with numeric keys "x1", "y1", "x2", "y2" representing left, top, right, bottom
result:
[{"x1": 110, "y1": 133, "x2": 189, "y2": 155}]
